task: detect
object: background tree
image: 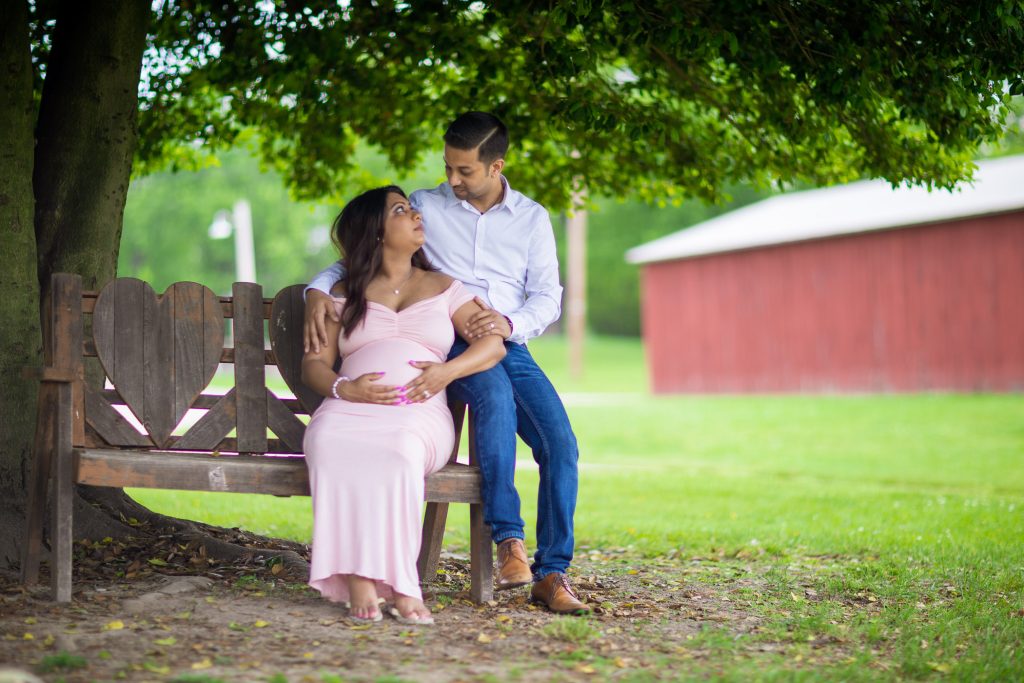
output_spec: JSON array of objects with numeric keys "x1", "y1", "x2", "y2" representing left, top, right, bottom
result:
[{"x1": 3, "y1": 0, "x2": 1022, "y2": 568}]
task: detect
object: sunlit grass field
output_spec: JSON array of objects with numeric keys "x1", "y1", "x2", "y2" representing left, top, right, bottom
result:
[{"x1": 130, "y1": 334, "x2": 1024, "y2": 679}]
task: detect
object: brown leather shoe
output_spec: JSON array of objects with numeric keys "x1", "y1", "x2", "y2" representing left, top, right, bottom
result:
[
  {"x1": 495, "y1": 539, "x2": 532, "y2": 590},
  {"x1": 531, "y1": 573, "x2": 590, "y2": 615}
]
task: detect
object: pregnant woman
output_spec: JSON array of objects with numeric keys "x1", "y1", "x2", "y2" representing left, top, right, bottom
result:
[{"x1": 301, "y1": 186, "x2": 505, "y2": 625}]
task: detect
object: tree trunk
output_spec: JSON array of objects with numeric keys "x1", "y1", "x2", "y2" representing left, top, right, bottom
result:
[
  {"x1": 0, "y1": 0, "x2": 41, "y2": 568},
  {"x1": 34, "y1": 0, "x2": 150, "y2": 292},
  {"x1": 28, "y1": 0, "x2": 153, "y2": 548}
]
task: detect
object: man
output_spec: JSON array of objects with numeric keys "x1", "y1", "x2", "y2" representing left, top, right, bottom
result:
[{"x1": 304, "y1": 112, "x2": 587, "y2": 614}]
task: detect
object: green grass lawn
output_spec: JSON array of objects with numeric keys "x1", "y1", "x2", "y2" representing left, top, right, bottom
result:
[{"x1": 130, "y1": 334, "x2": 1024, "y2": 680}]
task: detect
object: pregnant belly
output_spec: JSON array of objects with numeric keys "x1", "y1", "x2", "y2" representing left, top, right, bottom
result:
[{"x1": 340, "y1": 338, "x2": 439, "y2": 387}]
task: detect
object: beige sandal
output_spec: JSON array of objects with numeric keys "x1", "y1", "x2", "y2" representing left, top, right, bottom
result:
[
  {"x1": 344, "y1": 597, "x2": 384, "y2": 623},
  {"x1": 387, "y1": 606, "x2": 434, "y2": 626}
]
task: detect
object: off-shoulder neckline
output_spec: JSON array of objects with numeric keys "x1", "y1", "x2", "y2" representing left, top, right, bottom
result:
[{"x1": 329, "y1": 280, "x2": 459, "y2": 314}]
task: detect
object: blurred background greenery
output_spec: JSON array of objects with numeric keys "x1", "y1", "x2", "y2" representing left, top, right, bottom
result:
[
  {"x1": 119, "y1": 139, "x2": 764, "y2": 337},
  {"x1": 120, "y1": 96, "x2": 1024, "y2": 338}
]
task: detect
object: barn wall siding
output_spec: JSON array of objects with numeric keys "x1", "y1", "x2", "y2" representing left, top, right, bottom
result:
[{"x1": 640, "y1": 212, "x2": 1024, "y2": 393}]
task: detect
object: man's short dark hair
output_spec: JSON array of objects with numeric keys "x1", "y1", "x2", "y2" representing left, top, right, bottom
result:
[{"x1": 444, "y1": 112, "x2": 509, "y2": 164}]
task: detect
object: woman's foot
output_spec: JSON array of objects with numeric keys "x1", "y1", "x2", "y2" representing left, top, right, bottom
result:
[
  {"x1": 346, "y1": 576, "x2": 382, "y2": 622},
  {"x1": 390, "y1": 594, "x2": 434, "y2": 625}
]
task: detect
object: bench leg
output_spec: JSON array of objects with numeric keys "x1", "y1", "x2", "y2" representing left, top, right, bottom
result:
[
  {"x1": 51, "y1": 383, "x2": 74, "y2": 603},
  {"x1": 469, "y1": 502, "x2": 493, "y2": 604},
  {"x1": 417, "y1": 501, "x2": 448, "y2": 582},
  {"x1": 21, "y1": 386, "x2": 56, "y2": 585}
]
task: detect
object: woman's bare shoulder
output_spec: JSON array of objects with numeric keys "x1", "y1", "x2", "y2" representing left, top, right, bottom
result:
[{"x1": 421, "y1": 270, "x2": 455, "y2": 294}]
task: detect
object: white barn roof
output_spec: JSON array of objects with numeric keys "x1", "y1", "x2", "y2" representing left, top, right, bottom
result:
[{"x1": 626, "y1": 154, "x2": 1024, "y2": 265}]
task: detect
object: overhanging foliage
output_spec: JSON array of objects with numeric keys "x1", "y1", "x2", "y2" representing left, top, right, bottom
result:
[{"x1": 92, "y1": 0, "x2": 1024, "y2": 209}]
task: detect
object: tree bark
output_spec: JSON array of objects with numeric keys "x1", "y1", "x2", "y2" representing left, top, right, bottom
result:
[
  {"x1": 29, "y1": 0, "x2": 153, "y2": 547},
  {"x1": 0, "y1": 0, "x2": 42, "y2": 568},
  {"x1": 34, "y1": 0, "x2": 150, "y2": 293}
]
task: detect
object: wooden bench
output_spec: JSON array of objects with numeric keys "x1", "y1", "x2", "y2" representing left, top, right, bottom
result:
[{"x1": 21, "y1": 273, "x2": 493, "y2": 603}]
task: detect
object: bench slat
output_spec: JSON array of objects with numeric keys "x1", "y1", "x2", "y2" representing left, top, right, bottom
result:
[
  {"x1": 73, "y1": 449, "x2": 482, "y2": 502},
  {"x1": 84, "y1": 340, "x2": 279, "y2": 367},
  {"x1": 82, "y1": 293, "x2": 275, "y2": 319},
  {"x1": 174, "y1": 389, "x2": 237, "y2": 450},
  {"x1": 266, "y1": 389, "x2": 306, "y2": 452},
  {"x1": 98, "y1": 388, "x2": 306, "y2": 414},
  {"x1": 84, "y1": 384, "x2": 152, "y2": 447},
  {"x1": 233, "y1": 283, "x2": 268, "y2": 452}
]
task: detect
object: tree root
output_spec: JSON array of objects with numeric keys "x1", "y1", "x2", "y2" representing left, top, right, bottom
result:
[{"x1": 31, "y1": 485, "x2": 312, "y2": 583}]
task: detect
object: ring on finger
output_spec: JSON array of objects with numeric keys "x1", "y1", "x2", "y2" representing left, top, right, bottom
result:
[{"x1": 423, "y1": 390, "x2": 431, "y2": 398}]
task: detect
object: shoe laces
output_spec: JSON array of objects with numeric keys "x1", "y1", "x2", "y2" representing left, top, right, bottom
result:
[
  {"x1": 498, "y1": 539, "x2": 521, "y2": 562},
  {"x1": 558, "y1": 574, "x2": 580, "y2": 600}
]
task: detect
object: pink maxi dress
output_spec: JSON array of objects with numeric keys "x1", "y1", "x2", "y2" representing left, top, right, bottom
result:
[{"x1": 303, "y1": 280, "x2": 474, "y2": 603}]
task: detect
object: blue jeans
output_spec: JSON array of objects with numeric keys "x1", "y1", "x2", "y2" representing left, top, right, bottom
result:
[{"x1": 446, "y1": 338, "x2": 579, "y2": 578}]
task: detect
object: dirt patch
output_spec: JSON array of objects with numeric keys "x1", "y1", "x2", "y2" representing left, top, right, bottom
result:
[{"x1": 0, "y1": 545, "x2": 770, "y2": 682}]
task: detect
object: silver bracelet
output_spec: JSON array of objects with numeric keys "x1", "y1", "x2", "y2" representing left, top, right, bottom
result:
[{"x1": 331, "y1": 375, "x2": 351, "y2": 399}]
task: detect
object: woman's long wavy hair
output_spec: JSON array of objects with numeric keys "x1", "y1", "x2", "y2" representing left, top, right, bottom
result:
[{"x1": 331, "y1": 185, "x2": 435, "y2": 337}]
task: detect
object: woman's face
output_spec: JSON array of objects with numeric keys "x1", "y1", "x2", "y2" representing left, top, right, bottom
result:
[{"x1": 381, "y1": 192, "x2": 424, "y2": 251}]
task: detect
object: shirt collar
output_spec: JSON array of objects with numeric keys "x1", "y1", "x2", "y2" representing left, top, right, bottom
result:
[{"x1": 444, "y1": 176, "x2": 519, "y2": 215}]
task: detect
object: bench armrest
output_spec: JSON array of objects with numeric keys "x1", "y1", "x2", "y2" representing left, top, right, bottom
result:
[{"x1": 21, "y1": 367, "x2": 77, "y2": 383}]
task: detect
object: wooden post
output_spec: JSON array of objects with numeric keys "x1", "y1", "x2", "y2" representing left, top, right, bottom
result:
[
  {"x1": 20, "y1": 383, "x2": 52, "y2": 584},
  {"x1": 52, "y1": 381, "x2": 74, "y2": 602},
  {"x1": 466, "y1": 407, "x2": 493, "y2": 603},
  {"x1": 565, "y1": 191, "x2": 587, "y2": 380}
]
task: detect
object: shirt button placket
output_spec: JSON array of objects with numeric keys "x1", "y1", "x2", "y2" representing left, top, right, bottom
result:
[{"x1": 473, "y1": 213, "x2": 485, "y2": 278}]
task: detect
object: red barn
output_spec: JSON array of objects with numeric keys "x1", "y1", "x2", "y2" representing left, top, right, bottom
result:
[{"x1": 626, "y1": 155, "x2": 1024, "y2": 393}]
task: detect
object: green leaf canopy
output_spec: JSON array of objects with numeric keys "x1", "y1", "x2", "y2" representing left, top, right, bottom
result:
[{"x1": 125, "y1": 1, "x2": 1024, "y2": 209}]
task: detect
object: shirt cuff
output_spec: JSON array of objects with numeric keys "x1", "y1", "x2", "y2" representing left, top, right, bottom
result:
[{"x1": 506, "y1": 313, "x2": 528, "y2": 344}]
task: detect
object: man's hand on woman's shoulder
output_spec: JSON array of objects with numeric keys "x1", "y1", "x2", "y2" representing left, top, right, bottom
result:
[{"x1": 305, "y1": 289, "x2": 340, "y2": 354}]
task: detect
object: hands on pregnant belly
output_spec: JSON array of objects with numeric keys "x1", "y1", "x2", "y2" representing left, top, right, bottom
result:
[{"x1": 340, "y1": 338, "x2": 446, "y2": 405}]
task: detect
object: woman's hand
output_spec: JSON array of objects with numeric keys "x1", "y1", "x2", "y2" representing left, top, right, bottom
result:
[
  {"x1": 337, "y1": 372, "x2": 405, "y2": 405},
  {"x1": 401, "y1": 361, "x2": 454, "y2": 403}
]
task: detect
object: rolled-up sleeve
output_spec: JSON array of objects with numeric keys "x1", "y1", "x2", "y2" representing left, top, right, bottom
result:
[{"x1": 303, "y1": 261, "x2": 346, "y2": 299}]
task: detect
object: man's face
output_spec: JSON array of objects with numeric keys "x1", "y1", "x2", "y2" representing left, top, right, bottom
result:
[{"x1": 444, "y1": 144, "x2": 502, "y2": 202}]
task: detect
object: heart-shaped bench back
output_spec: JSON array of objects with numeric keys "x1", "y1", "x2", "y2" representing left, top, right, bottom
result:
[
  {"x1": 268, "y1": 284, "x2": 325, "y2": 415},
  {"x1": 92, "y1": 279, "x2": 224, "y2": 447}
]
